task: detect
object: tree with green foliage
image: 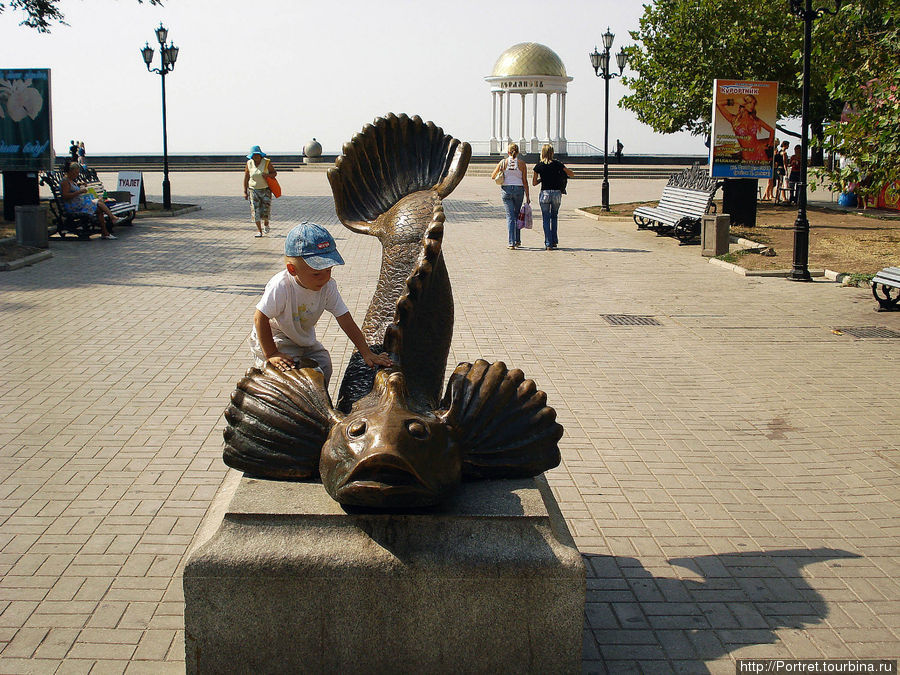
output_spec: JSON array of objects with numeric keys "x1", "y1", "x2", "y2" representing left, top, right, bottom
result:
[
  {"x1": 619, "y1": 0, "x2": 891, "y2": 163},
  {"x1": 817, "y1": 5, "x2": 900, "y2": 204},
  {"x1": 1, "y1": 0, "x2": 161, "y2": 32}
]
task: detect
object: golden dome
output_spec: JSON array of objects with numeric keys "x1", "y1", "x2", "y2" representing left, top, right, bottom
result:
[{"x1": 491, "y1": 42, "x2": 567, "y2": 78}]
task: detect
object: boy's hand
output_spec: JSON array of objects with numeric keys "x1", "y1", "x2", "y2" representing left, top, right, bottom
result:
[
  {"x1": 266, "y1": 352, "x2": 296, "y2": 372},
  {"x1": 362, "y1": 349, "x2": 393, "y2": 369}
]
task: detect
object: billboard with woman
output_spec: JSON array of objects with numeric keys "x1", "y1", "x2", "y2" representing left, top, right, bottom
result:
[{"x1": 710, "y1": 79, "x2": 778, "y2": 179}]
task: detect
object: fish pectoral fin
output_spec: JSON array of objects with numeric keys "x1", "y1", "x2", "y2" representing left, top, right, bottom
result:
[
  {"x1": 437, "y1": 360, "x2": 563, "y2": 479},
  {"x1": 223, "y1": 365, "x2": 342, "y2": 480}
]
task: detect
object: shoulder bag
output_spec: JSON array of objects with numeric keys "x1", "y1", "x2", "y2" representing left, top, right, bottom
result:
[{"x1": 264, "y1": 158, "x2": 282, "y2": 198}]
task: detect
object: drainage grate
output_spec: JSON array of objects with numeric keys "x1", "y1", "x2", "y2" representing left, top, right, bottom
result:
[
  {"x1": 601, "y1": 314, "x2": 662, "y2": 326},
  {"x1": 834, "y1": 326, "x2": 900, "y2": 339}
]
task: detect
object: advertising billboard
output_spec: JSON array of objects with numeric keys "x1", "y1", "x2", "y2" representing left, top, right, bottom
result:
[
  {"x1": 710, "y1": 79, "x2": 778, "y2": 179},
  {"x1": 0, "y1": 68, "x2": 54, "y2": 171}
]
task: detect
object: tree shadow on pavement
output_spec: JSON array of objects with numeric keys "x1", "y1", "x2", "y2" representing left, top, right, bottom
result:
[{"x1": 582, "y1": 548, "x2": 861, "y2": 672}]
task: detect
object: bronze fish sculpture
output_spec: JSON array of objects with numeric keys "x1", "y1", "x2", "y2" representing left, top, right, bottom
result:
[{"x1": 223, "y1": 113, "x2": 563, "y2": 508}]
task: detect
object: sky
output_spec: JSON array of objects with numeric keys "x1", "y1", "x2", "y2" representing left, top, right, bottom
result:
[{"x1": 2, "y1": 0, "x2": 712, "y2": 157}]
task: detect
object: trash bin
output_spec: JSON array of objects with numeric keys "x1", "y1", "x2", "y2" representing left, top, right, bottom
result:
[
  {"x1": 701, "y1": 213, "x2": 730, "y2": 257},
  {"x1": 15, "y1": 204, "x2": 49, "y2": 249}
]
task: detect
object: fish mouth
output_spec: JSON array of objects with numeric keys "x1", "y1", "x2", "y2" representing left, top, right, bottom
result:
[{"x1": 336, "y1": 453, "x2": 434, "y2": 500}]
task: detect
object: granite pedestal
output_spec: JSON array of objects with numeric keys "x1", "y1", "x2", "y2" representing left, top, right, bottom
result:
[{"x1": 184, "y1": 473, "x2": 585, "y2": 674}]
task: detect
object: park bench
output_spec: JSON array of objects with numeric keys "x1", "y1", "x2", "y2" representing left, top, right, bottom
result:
[
  {"x1": 871, "y1": 266, "x2": 900, "y2": 311},
  {"x1": 633, "y1": 164, "x2": 721, "y2": 242},
  {"x1": 40, "y1": 167, "x2": 136, "y2": 239}
]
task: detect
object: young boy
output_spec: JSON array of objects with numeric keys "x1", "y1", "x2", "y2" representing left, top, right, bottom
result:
[{"x1": 249, "y1": 221, "x2": 392, "y2": 384}]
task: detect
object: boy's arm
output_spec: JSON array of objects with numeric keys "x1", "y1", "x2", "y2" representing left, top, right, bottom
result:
[
  {"x1": 335, "y1": 312, "x2": 393, "y2": 368},
  {"x1": 254, "y1": 309, "x2": 295, "y2": 371}
]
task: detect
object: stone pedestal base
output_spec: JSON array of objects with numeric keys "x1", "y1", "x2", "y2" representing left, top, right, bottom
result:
[
  {"x1": 184, "y1": 473, "x2": 584, "y2": 674},
  {"x1": 303, "y1": 156, "x2": 324, "y2": 164}
]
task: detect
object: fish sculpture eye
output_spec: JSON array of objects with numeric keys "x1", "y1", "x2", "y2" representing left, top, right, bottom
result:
[
  {"x1": 347, "y1": 420, "x2": 367, "y2": 438},
  {"x1": 406, "y1": 420, "x2": 430, "y2": 440}
]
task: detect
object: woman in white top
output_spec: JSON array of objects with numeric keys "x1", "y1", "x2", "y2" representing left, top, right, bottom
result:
[
  {"x1": 490, "y1": 143, "x2": 530, "y2": 249},
  {"x1": 243, "y1": 145, "x2": 278, "y2": 237}
]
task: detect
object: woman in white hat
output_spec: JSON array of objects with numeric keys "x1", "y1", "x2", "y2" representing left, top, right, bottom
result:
[{"x1": 243, "y1": 145, "x2": 278, "y2": 237}]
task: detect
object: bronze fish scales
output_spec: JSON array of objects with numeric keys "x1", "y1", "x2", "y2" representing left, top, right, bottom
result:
[{"x1": 223, "y1": 113, "x2": 563, "y2": 508}]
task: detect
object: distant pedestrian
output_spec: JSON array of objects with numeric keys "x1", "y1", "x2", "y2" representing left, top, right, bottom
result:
[
  {"x1": 788, "y1": 144, "x2": 803, "y2": 205},
  {"x1": 490, "y1": 143, "x2": 530, "y2": 249},
  {"x1": 774, "y1": 140, "x2": 790, "y2": 204},
  {"x1": 69, "y1": 140, "x2": 78, "y2": 162},
  {"x1": 615, "y1": 139, "x2": 624, "y2": 163},
  {"x1": 77, "y1": 141, "x2": 86, "y2": 167},
  {"x1": 532, "y1": 144, "x2": 575, "y2": 251},
  {"x1": 243, "y1": 145, "x2": 278, "y2": 237}
]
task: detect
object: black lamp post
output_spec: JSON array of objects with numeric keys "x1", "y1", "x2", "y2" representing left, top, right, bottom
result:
[
  {"x1": 590, "y1": 29, "x2": 628, "y2": 212},
  {"x1": 141, "y1": 23, "x2": 179, "y2": 210},
  {"x1": 787, "y1": 0, "x2": 840, "y2": 281}
]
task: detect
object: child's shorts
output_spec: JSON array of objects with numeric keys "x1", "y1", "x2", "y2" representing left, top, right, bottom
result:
[{"x1": 248, "y1": 336, "x2": 333, "y2": 386}]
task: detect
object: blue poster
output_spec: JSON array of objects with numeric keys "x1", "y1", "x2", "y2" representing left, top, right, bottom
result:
[{"x1": 0, "y1": 68, "x2": 54, "y2": 171}]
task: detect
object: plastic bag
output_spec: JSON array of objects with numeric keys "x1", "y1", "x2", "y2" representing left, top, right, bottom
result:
[{"x1": 516, "y1": 202, "x2": 533, "y2": 229}]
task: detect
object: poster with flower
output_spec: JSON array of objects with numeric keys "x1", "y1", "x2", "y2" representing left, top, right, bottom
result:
[
  {"x1": 0, "y1": 69, "x2": 53, "y2": 171},
  {"x1": 709, "y1": 79, "x2": 778, "y2": 179}
]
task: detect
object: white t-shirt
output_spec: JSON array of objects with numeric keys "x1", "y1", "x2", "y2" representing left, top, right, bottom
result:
[{"x1": 252, "y1": 269, "x2": 349, "y2": 350}]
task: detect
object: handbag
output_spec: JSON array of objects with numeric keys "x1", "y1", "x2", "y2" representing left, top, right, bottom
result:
[
  {"x1": 494, "y1": 173, "x2": 505, "y2": 186},
  {"x1": 264, "y1": 159, "x2": 282, "y2": 197},
  {"x1": 516, "y1": 203, "x2": 533, "y2": 230},
  {"x1": 266, "y1": 175, "x2": 282, "y2": 198}
]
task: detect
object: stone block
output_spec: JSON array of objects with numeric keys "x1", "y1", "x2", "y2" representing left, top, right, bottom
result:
[{"x1": 184, "y1": 473, "x2": 584, "y2": 674}]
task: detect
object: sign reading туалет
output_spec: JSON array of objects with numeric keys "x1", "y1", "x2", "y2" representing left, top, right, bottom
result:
[
  {"x1": 0, "y1": 68, "x2": 54, "y2": 171},
  {"x1": 117, "y1": 171, "x2": 146, "y2": 208},
  {"x1": 710, "y1": 79, "x2": 778, "y2": 179}
]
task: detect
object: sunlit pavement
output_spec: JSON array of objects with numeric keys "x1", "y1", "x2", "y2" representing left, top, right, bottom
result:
[{"x1": 1, "y1": 170, "x2": 897, "y2": 673}]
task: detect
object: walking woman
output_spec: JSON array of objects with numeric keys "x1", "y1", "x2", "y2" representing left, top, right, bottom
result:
[
  {"x1": 532, "y1": 144, "x2": 574, "y2": 250},
  {"x1": 243, "y1": 145, "x2": 277, "y2": 237},
  {"x1": 490, "y1": 143, "x2": 530, "y2": 249}
]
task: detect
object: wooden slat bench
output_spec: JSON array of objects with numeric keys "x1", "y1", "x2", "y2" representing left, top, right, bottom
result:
[
  {"x1": 40, "y1": 168, "x2": 136, "y2": 239},
  {"x1": 633, "y1": 164, "x2": 721, "y2": 242},
  {"x1": 872, "y1": 266, "x2": 900, "y2": 311}
]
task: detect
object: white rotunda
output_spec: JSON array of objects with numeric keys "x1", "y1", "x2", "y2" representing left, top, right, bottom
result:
[{"x1": 485, "y1": 42, "x2": 573, "y2": 155}]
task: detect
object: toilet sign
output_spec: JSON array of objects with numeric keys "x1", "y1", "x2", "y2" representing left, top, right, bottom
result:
[{"x1": 117, "y1": 171, "x2": 146, "y2": 207}]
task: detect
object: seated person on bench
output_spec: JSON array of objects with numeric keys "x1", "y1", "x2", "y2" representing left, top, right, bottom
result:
[{"x1": 60, "y1": 161, "x2": 119, "y2": 240}]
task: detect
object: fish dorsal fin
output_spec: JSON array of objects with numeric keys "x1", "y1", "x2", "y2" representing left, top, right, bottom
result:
[{"x1": 327, "y1": 113, "x2": 471, "y2": 234}]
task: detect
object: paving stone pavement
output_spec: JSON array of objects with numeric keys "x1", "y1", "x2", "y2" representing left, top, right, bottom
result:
[{"x1": 1, "y1": 170, "x2": 898, "y2": 673}]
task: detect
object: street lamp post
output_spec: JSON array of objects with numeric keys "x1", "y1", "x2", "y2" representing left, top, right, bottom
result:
[
  {"x1": 140, "y1": 23, "x2": 180, "y2": 210},
  {"x1": 787, "y1": 0, "x2": 840, "y2": 281},
  {"x1": 590, "y1": 29, "x2": 627, "y2": 212}
]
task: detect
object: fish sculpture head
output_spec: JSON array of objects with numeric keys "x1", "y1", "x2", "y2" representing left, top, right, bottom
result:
[{"x1": 320, "y1": 369, "x2": 461, "y2": 508}]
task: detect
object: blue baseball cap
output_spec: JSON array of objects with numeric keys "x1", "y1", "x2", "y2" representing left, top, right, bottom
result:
[
  {"x1": 247, "y1": 145, "x2": 266, "y2": 159},
  {"x1": 284, "y1": 222, "x2": 345, "y2": 269}
]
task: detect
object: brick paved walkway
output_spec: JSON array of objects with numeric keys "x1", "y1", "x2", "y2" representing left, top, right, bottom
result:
[{"x1": 1, "y1": 171, "x2": 898, "y2": 673}]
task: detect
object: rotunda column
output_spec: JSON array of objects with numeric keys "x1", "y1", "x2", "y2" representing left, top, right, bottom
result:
[
  {"x1": 505, "y1": 91, "x2": 512, "y2": 144},
  {"x1": 490, "y1": 91, "x2": 498, "y2": 154},
  {"x1": 531, "y1": 90, "x2": 539, "y2": 154},
  {"x1": 560, "y1": 93, "x2": 568, "y2": 154},
  {"x1": 498, "y1": 92, "x2": 505, "y2": 149},
  {"x1": 519, "y1": 93, "x2": 527, "y2": 149},
  {"x1": 555, "y1": 93, "x2": 561, "y2": 143},
  {"x1": 545, "y1": 93, "x2": 552, "y2": 143}
]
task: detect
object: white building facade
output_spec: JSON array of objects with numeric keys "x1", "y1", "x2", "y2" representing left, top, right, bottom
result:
[{"x1": 485, "y1": 42, "x2": 573, "y2": 155}]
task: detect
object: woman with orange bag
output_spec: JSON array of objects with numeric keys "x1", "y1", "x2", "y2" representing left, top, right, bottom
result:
[{"x1": 243, "y1": 145, "x2": 278, "y2": 237}]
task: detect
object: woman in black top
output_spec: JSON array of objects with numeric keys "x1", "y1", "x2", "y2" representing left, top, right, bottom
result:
[{"x1": 531, "y1": 144, "x2": 574, "y2": 250}]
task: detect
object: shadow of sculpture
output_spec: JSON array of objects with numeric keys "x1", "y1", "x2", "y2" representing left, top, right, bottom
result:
[
  {"x1": 222, "y1": 114, "x2": 564, "y2": 508},
  {"x1": 582, "y1": 547, "x2": 861, "y2": 670}
]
